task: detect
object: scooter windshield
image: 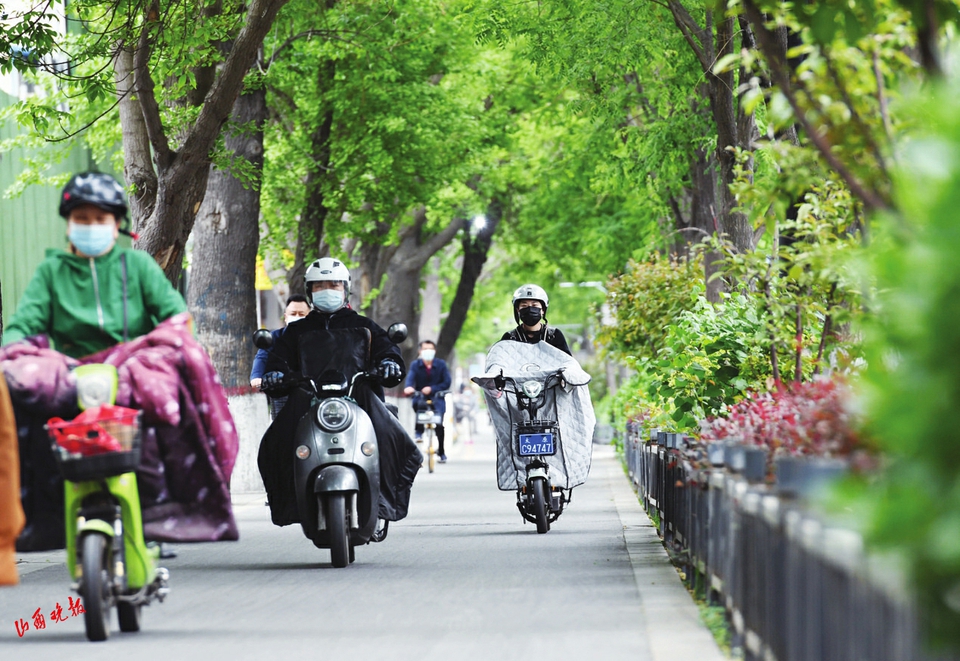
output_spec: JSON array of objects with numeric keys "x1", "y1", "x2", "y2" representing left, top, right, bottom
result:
[
  {"x1": 473, "y1": 341, "x2": 596, "y2": 491},
  {"x1": 297, "y1": 328, "x2": 372, "y2": 384}
]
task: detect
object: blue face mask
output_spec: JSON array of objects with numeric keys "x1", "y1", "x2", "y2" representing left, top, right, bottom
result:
[
  {"x1": 312, "y1": 289, "x2": 344, "y2": 313},
  {"x1": 69, "y1": 222, "x2": 116, "y2": 257}
]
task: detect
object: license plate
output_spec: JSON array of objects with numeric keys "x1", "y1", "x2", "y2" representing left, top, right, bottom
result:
[{"x1": 518, "y1": 433, "x2": 555, "y2": 456}]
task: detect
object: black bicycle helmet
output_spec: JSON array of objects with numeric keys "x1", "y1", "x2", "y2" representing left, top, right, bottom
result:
[{"x1": 59, "y1": 172, "x2": 128, "y2": 219}]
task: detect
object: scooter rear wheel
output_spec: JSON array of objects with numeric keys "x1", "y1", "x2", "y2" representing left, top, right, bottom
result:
[
  {"x1": 531, "y1": 478, "x2": 549, "y2": 534},
  {"x1": 324, "y1": 494, "x2": 350, "y2": 568},
  {"x1": 80, "y1": 533, "x2": 113, "y2": 641}
]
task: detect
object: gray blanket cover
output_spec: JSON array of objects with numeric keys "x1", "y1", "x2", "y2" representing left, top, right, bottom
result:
[{"x1": 473, "y1": 341, "x2": 595, "y2": 491}]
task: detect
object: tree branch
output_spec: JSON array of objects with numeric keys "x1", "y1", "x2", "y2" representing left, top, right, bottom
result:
[
  {"x1": 179, "y1": 0, "x2": 290, "y2": 173},
  {"x1": 133, "y1": 3, "x2": 173, "y2": 168},
  {"x1": 823, "y1": 46, "x2": 889, "y2": 181},
  {"x1": 114, "y1": 43, "x2": 157, "y2": 229},
  {"x1": 813, "y1": 283, "x2": 837, "y2": 376},
  {"x1": 265, "y1": 29, "x2": 338, "y2": 69},
  {"x1": 872, "y1": 49, "x2": 894, "y2": 146},
  {"x1": 422, "y1": 216, "x2": 466, "y2": 258},
  {"x1": 664, "y1": 0, "x2": 710, "y2": 70},
  {"x1": 742, "y1": 0, "x2": 891, "y2": 213}
]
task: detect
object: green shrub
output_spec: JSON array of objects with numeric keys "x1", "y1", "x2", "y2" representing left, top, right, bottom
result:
[
  {"x1": 599, "y1": 253, "x2": 704, "y2": 365},
  {"x1": 855, "y1": 75, "x2": 960, "y2": 648}
]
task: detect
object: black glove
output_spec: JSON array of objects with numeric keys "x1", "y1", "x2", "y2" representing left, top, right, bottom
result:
[
  {"x1": 261, "y1": 371, "x2": 289, "y2": 395},
  {"x1": 377, "y1": 359, "x2": 403, "y2": 387}
]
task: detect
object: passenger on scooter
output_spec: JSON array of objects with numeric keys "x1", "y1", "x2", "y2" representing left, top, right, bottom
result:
[
  {"x1": 249, "y1": 294, "x2": 311, "y2": 389},
  {"x1": 403, "y1": 340, "x2": 452, "y2": 462},
  {"x1": 258, "y1": 257, "x2": 421, "y2": 526},
  {"x1": 0, "y1": 172, "x2": 239, "y2": 551},
  {"x1": 501, "y1": 284, "x2": 572, "y2": 356}
]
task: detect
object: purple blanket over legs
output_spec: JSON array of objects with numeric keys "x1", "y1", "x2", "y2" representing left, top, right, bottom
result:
[{"x1": 0, "y1": 313, "x2": 239, "y2": 542}]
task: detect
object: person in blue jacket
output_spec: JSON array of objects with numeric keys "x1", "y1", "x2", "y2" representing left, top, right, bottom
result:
[
  {"x1": 403, "y1": 340, "x2": 452, "y2": 462},
  {"x1": 249, "y1": 294, "x2": 311, "y2": 388}
]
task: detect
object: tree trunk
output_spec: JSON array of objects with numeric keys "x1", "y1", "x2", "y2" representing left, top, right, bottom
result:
[
  {"x1": 352, "y1": 209, "x2": 464, "y2": 367},
  {"x1": 287, "y1": 59, "x2": 336, "y2": 292},
  {"x1": 690, "y1": 144, "x2": 725, "y2": 302},
  {"x1": 666, "y1": 2, "x2": 756, "y2": 259},
  {"x1": 370, "y1": 207, "x2": 463, "y2": 365},
  {"x1": 710, "y1": 14, "x2": 754, "y2": 254},
  {"x1": 113, "y1": 46, "x2": 157, "y2": 232},
  {"x1": 419, "y1": 258, "x2": 442, "y2": 343},
  {"x1": 125, "y1": 0, "x2": 289, "y2": 285},
  {"x1": 436, "y1": 199, "x2": 502, "y2": 361},
  {"x1": 346, "y1": 221, "x2": 395, "y2": 311},
  {"x1": 187, "y1": 84, "x2": 267, "y2": 388}
]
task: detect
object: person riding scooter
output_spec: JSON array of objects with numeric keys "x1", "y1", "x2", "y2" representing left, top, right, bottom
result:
[
  {"x1": 501, "y1": 284, "x2": 572, "y2": 356},
  {"x1": 1, "y1": 172, "x2": 240, "y2": 552},
  {"x1": 257, "y1": 257, "x2": 422, "y2": 527}
]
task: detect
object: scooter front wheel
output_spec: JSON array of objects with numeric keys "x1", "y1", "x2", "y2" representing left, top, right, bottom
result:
[
  {"x1": 80, "y1": 533, "x2": 113, "y2": 641},
  {"x1": 324, "y1": 494, "x2": 350, "y2": 568},
  {"x1": 117, "y1": 601, "x2": 141, "y2": 632},
  {"x1": 530, "y1": 477, "x2": 549, "y2": 534}
]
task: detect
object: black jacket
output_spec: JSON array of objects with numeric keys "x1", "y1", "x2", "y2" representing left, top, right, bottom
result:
[
  {"x1": 501, "y1": 325, "x2": 572, "y2": 356},
  {"x1": 265, "y1": 307, "x2": 404, "y2": 398},
  {"x1": 258, "y1": 307, "x2": 420, "y2": 525}
]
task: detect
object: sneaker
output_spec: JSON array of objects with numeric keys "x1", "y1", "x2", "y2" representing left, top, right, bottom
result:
[
  {"x1": 415, "y1": 436, "x2": 423, "y2": 444},
  {"x1": 438, "y1": 454, "x2": 447, "y2": 463}
]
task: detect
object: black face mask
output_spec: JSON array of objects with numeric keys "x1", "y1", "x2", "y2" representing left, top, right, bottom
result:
[{"x1": 519, "y1": 306, "x2": 543, "y2": 326}]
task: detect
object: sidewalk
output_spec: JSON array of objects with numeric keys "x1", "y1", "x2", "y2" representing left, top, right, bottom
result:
[
  {"x1": 14, "y1": 548, "x2": 66, "y2": 579},
  {"x1": 607, "y1": 448, "x2": 727, "y2": 660},
  {"x1": 447, "y1": 421, "x2": 727, "y2": 661}
]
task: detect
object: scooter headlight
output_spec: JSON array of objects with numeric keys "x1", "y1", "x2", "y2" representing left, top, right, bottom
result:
[
  {"x1": 317, "y1": 399, "x2": 352, "y2": 432},
  {"x1": 522, "y1": 381, "x2": 543, "y2": 398}
]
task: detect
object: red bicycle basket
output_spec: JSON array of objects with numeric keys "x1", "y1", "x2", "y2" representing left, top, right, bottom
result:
[{"x1": 47, "y1": 406, "x2": 142, "y2": 481}]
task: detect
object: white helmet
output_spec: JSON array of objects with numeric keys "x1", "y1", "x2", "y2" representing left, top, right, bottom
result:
[
  {"x1": 305, "y1": 257, "x2": 351, "y2": 297},
  {"x1": 512, "y1": 283, "x2": 549, "y2": 322}
]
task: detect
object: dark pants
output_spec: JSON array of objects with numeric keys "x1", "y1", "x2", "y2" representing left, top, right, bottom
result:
[
  {"x1": 414, "y1": 423, "x2": 445, "y2": 456},
  {"x1": 14, "y1": 403, "x2": 68, "y2": 551}
]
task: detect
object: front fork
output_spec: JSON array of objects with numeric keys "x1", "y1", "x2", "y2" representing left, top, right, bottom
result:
[
  {"x1": 317, "y1": 491, "x2": 360, "y2": 531},
  {"x1": 517, "y1": 464, "x2": 568, "y2": 523},
  {"x1": 66, "y1": 475, "x2": 167, "y2": 600}
]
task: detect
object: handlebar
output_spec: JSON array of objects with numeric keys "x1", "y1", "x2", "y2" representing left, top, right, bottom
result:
[
  {"x1": 407, "y1": 388, "x2": 450, "y2": 400},
  {"x1": 261, "y1": 369, "x2": 377, "y2": 398},
  {"x1": 494, "y1": 370, "x2": 566, "y2": 393}
]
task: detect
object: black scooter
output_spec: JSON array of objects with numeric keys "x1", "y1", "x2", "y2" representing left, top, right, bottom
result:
[{"x1": 254, "y1": 323, "x2": 407, "y2": 567}]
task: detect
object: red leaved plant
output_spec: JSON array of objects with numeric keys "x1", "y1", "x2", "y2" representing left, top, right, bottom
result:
[{"x1": 699, "y1": 378, "x2": 862, "y2": 457}]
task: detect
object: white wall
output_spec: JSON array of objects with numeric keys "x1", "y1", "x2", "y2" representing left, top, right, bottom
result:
[
  {"x1": 226, "y1": 393, "x2": 271, "y2": 493},
  {"x1": 226, "y1": 392, "x2": 418, "y2": 494}
]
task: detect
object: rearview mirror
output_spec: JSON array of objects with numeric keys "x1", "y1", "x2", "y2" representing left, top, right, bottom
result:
[
  {"x1": 253, "y1": 329, "x2": 274, "y2": 350},
  {"x1": 386, "y1": 323, "x2": 408, "y2": 344}
]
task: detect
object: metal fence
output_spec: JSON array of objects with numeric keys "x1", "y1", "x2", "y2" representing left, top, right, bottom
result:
[{"x1": 623, "y1": 424, "x2": 957, "y2": 661}]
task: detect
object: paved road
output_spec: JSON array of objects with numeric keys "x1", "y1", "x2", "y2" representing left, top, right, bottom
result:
[{"x1": 0, "y1": 425, "x2": 724, "y2": 661}]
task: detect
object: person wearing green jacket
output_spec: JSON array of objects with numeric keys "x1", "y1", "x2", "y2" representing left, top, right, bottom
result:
[
  {"x1": 2, "y1": 172, "x2": 187, "y2": 357},
  {"x1": 1, "y1": 172, "x2": 187, "y2": 551}
]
